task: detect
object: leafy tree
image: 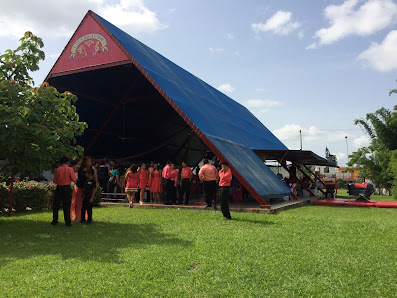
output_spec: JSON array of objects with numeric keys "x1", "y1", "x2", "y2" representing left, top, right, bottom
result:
[
  {"x1": 348, "y1": 142, "x2": 392, "y2": 192},
  {"x1": 348, "y1": 99, "x2": 397, "y2": 194},
  {"x1": 0, "y1": 32, "x2": 87, "y2": 216}
]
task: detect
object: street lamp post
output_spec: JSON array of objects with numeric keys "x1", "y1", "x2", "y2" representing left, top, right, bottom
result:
[
  {"x1": 300, "y1": 129, "x2": 302, "y2": 150},
  {"x1": 345, "y1": 136, "x2": 349, "y2": 166}
]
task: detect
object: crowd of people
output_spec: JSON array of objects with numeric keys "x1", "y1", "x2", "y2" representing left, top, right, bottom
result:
[{"x1": 51, "y1": 156, "x2": 233, "y2": 226}]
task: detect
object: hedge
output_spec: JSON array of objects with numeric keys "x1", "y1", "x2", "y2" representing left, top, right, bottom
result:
[{"x1": 0, "y1": 181, "x2": 102, "y2": 212}]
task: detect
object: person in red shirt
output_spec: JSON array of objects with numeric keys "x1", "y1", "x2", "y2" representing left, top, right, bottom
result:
[
  {"x1": 179, "y1": 161, "x2": 193, "y2": 205},
  {"x1": 218, "y1": 162, "x2": 232, "y2": 220},
  {"x1": 199, "y1": 159, "x2": 219, "y2": 209},
  {"x1": 162, "y1": 160, "x2": 173, "y2": 205},
  {"x1": 52, "y1": 156, "x2": 80, "y2": 226}
]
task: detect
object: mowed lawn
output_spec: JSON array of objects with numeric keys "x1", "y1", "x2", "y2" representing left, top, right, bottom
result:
[{"x1": 1, "y1": 205, "x2": 397, "y2": 297}]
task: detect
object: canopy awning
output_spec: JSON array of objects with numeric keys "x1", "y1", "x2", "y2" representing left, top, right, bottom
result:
[{"x1": 256, "y1": 150, "x2": 337, "y2": 167}]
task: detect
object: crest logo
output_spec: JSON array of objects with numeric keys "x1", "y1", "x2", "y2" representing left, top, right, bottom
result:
[{"x1": 69, "y1": 33, "x2": 109, "y2": 60}]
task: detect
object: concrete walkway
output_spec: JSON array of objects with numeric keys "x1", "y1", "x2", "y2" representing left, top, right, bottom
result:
[{"x1": 100, "y1": 197, "x2": 315, "y2": 214}]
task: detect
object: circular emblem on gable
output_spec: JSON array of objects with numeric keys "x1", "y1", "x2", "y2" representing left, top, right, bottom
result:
[{"x1": 69, "y1": 33, "x2": 109, "y2": 60}]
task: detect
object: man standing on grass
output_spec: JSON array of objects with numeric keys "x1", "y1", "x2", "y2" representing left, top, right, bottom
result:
[
  {"x1": 52, "y1": 156, "x2": 81, "y2": 226},
  {"x1": 199, "y1": 159, "x2": 219, "y2": 209},
  {"x1": 218, "y1": 162, "x2": 232, "y2": 220}
]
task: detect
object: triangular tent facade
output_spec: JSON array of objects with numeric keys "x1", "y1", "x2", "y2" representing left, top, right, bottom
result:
[{"x1": 46, "y1": 10, "x2": 291, "y2": 206}]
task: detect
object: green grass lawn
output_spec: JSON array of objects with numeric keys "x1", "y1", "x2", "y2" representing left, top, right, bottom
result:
[
  {"x1": 336, "y1": 188, "x2": 396, "y2": 201},
  {"x1": 1, "y1": 205, "x2": 397, "y2": 297}
]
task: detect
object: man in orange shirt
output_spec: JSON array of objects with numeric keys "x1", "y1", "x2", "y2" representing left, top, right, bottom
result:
[
  {"x1": 218, "y1": 162, "x2": 232, "y2": 219},
  {"x1": 179, "y1": 161, "x2": 193, "y2": 205},
  {"x1": 52, "y1": 156, "x2": 80, "y2": 226},
  {"x1": 170, "y1": 163, "x2": 178, "y2": 204},
  {"x1": 199, "y1": 159, "x2": 219, "y2": 209}
]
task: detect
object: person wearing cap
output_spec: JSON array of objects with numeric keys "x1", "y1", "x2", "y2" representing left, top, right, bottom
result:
[
  {"x1": 52, "y1": 156, "x2": 81, "y2": 226},
  {"x1": 218, "y1": 162, "x2": 232, "y2": 219},
  {"x1": 198, "y1": 159, "x2": 219, "y2": 208}
]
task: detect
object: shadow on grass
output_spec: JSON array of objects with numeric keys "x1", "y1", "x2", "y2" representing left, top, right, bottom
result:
[{"x1": 0, "y1": 218, "x2": 192, "y2": 266}]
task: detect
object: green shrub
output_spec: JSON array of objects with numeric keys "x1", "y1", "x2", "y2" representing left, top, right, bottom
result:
[
  {"x1": 337, "y1": 178, "x2": 347, "y2": 189},
  {"x1": 11, "y1": 182, "x2": 52, "y2": 212},
  {"x1": 0, "y1": 181, "x2": 102, "y2": 212}
]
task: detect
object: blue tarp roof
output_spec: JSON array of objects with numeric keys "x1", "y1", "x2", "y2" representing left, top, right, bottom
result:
[
  {"x1": 95, "y1": 13, "x2": 287, "y2": 152},
  {"x1": 93, "y1": 13, "x2": 291, "y2": 198}
]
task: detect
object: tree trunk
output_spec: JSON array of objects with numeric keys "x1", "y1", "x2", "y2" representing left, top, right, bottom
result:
[{"x1": 8, "y1": 173, "x2": 14, "y2": 217}]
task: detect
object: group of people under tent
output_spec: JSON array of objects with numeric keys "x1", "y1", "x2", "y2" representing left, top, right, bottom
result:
[{"x1": 51, "y1": 156, "x2": 234, "y2": 227}]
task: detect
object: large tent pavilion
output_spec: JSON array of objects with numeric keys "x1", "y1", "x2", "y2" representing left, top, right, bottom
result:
[{"x1": 45, "y1": 10, "x2": 328, "y2": 208}]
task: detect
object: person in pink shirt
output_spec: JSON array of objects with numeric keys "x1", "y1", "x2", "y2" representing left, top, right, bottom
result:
[
  {"x1": 179, "y1": 161, "x2": 193, "y2": 205},
  {"x1": 138, "y1": 163, "x2": 148, "y2": 205},
  {"x1": 198, "y1": 159, "x2": 219, "y2": 209},
  {"x1": 170, "y1": 163, "x2": 178, "y2": 204},
  {"x1": 52, "y1": 156, "x2": 81, "y2": 226},
  {"x1": 149, "y1": 163, "x2": 162, "y2": 204},
  {"x1": 218, "y1": 162, "x2": 232, "y2": 220},
  {"x1": 162, "y1": 160, "x2": 172, "y2": 205}
]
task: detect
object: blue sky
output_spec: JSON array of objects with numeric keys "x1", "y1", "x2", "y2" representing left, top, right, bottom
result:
[{"x1": 1, "y1": 0, "x2": 396, "y2": 166}]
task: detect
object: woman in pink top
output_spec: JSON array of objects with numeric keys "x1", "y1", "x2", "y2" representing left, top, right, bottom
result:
[
  {"x1": 125, "y1": 164, "x2": 138, "y2": 208},
  {"x1": 138, "y1": 163, "x2": 148, "y2": 205},
  {"x1": 150, "y1": 163, "x2": 162, "y2": 203},
  {"x1": 218, "y1": 162, "x2": 232, "y2": 220},
  {"x1": 148, "y1": 161, "x2": 154, "y2": 203}
]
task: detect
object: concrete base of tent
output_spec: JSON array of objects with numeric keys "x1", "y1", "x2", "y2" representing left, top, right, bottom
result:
[
  {"x1": 314, "y1": 198, "x2": 397, "y2": 208},
  {"x1": 100, "y1": 197, "x2": 314, "y2": 214}
]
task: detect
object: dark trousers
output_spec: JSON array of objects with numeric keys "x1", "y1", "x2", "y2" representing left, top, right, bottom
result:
[
  {"x1": 220, "y1": 186, "x2": 232, "y2": 219},
  {"x1": 164, "y1": 179, "x2": 173, "y2": 204},
  {"x1": 98, "y1": 178, "x2": 108, "y2": 194},
  {"x1": 52, "y1": 185, "x2": 72, "y2": 225},
  {"x1": 170, "y1": 183, "x2": 177, "y2": 204},
  {"x1": 81, "y1": 197, "x2": 93, "y2": 223},
  {"x1": 179, "y1": 178, "x2": 190, "y2": 204},
  {"x1": 203, "y1": 180, "x2": 217, "y2": 207}
]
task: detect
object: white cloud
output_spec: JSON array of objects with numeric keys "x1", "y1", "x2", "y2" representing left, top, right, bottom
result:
[
  {"x1": 251, "y1": 10, "x2": 301, "y2": 36},
  {"x1": 352, "y1": 135, "x2": 370, "y2": 149},
  {"x1": 98, "y1": 0, "x2": 167, "y2": 34},
  {"x1": 0, "y1": 0, "x2": 165, "y2": 39},
  {"x1": 298, "y1": 30, "x2": 305, "y2": 40},
  {"x1": 274, "y1": 124, "x2": 326, "y2": 143},
  {"x1": 245, "y1": 99, "x2": 282, "y2": 113},
  {"x1": 49, "y1": 52, "x2": 61, "y2": 59},
  {"x1": 336, "y1": 152, "x2": 346, "y2": 161},
  {"x1": 306, "y1": 43, "x2": 318, "y2": 50},
  {"x1": 358, "y1": 30, "x2": 397, "y2": 71},
  {"x1": 226, "y1": 33, "x2": 235, "y2": 40},
  {"x1": 309, "y1": 0, "x2": 397, "y2": 48},
  {"x1": 217, "y1": 83, "x2": 235, "y2": 94},
  {"x1": 209, "y1": 47, "x2": 224, "y2": 54}
]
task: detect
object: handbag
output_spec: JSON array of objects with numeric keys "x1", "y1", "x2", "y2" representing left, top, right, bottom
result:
[{"x1": 109, "y1": 175, "x2": 117, "y2": 184}]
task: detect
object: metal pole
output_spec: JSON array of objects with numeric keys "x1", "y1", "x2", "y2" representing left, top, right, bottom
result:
[
  {"x1": 345, "y1": 136, "x2": 349, "y2": 166},
  {"x1": 300, "y1": 130, "x2": 302, "y2": 150}
]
